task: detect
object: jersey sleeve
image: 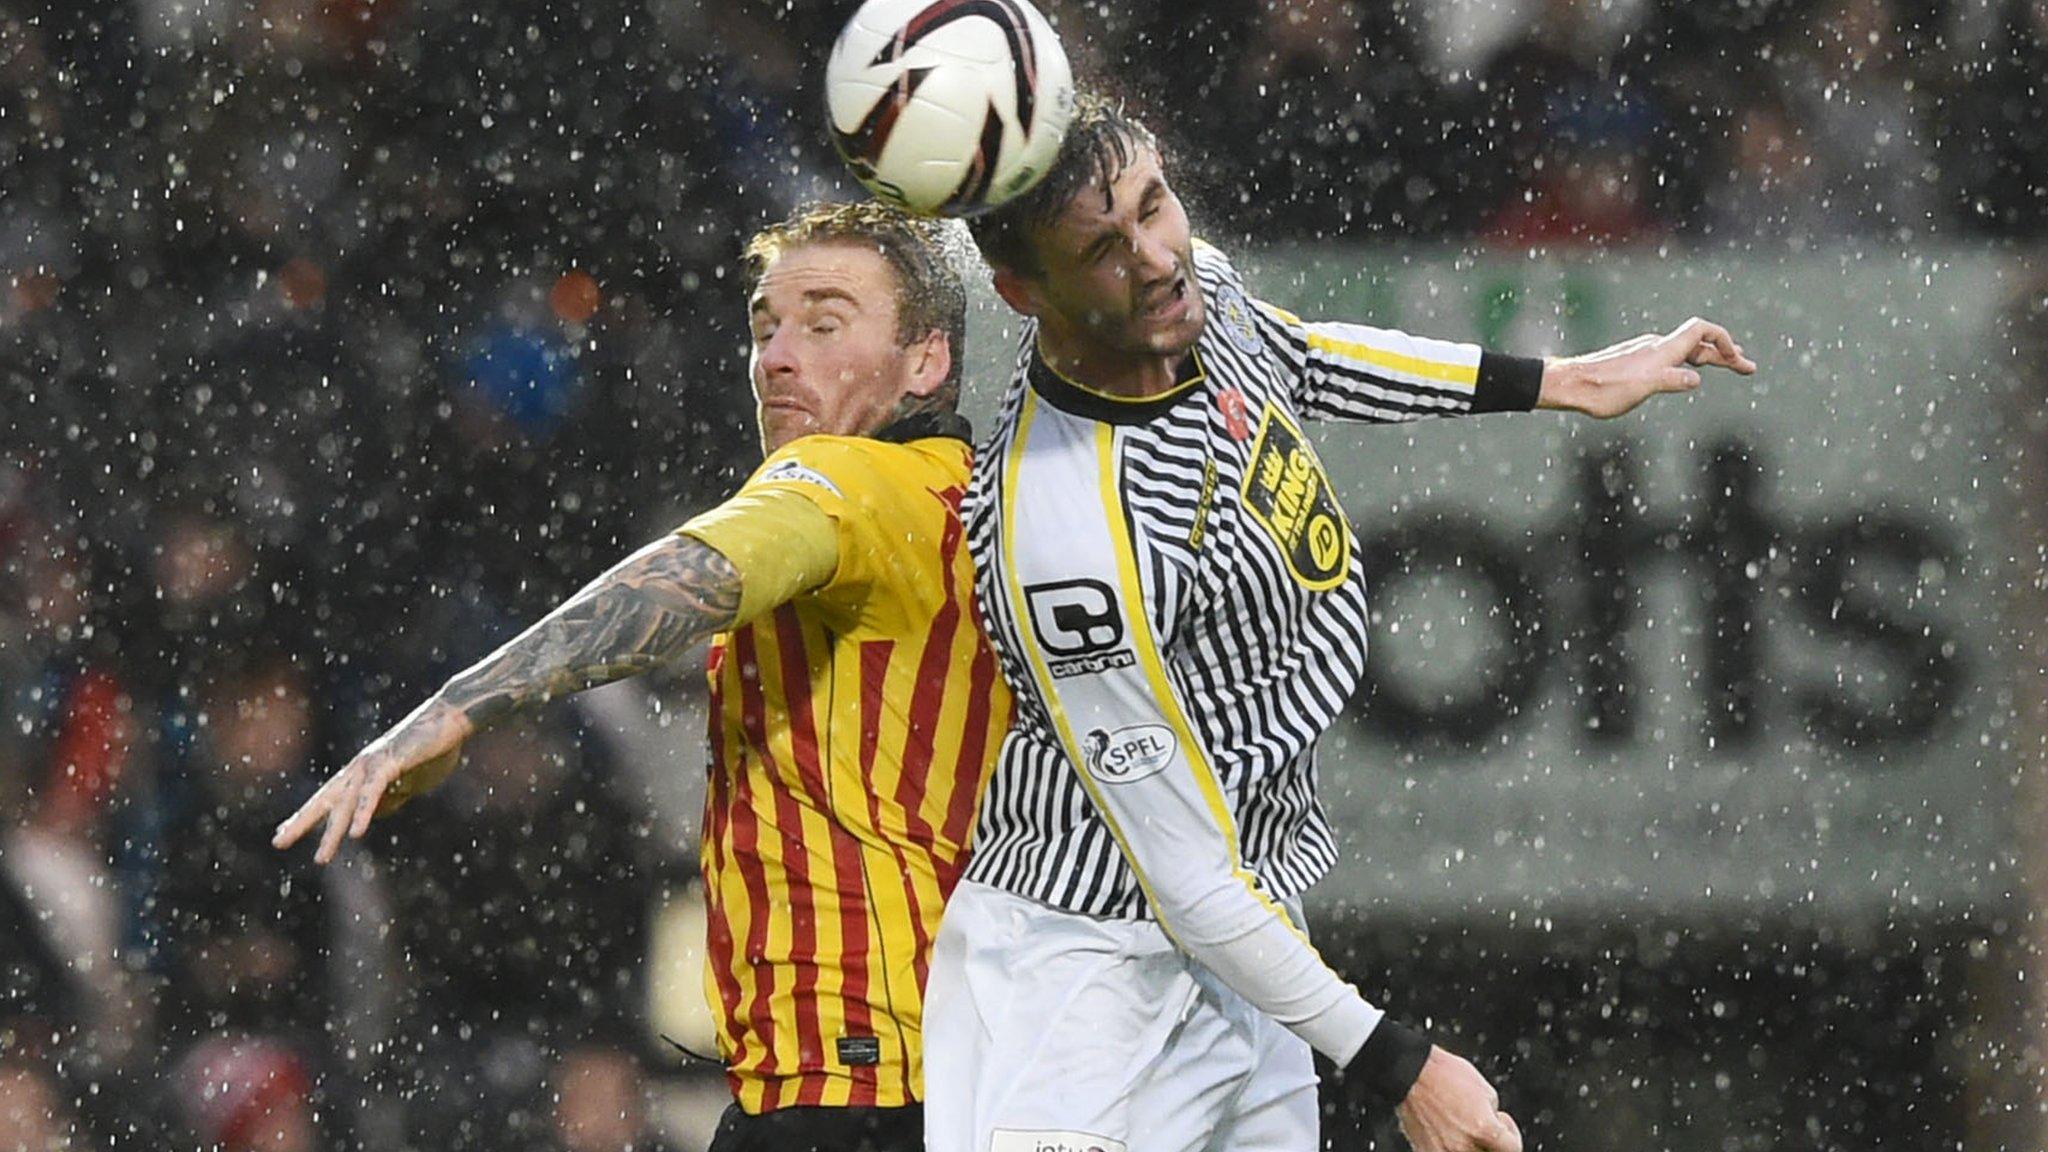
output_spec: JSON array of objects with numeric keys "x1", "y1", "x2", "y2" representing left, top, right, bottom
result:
[
  {"x1": 994, "y1": 398, "x2": 1431, "y2": 1089},
  {"x1": 676, "y1": 485, "x2": 840, "y2": 628},
  {"x1": 685, "y1": 435, "x2": 946, "y2": 637},
  {"x1": 1248, "y1": 296, "x2": 1546, "y2": 424}
]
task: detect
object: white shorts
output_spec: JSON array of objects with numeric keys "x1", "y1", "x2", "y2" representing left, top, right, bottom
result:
[{"x1": 923, "y1": 880, "x2": 1318, "y2": 1152}]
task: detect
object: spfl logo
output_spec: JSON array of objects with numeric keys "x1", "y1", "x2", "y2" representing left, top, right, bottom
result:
[
  {"x1": 990, "y1": 1131, "x2": 1129, "y2": 1152},
  {"x1": 756, "y1": 458, "x2": 843, "y2": 498},
  {"x1": 1082, "y1": 724, "x2": 1177, "y2": 785}
]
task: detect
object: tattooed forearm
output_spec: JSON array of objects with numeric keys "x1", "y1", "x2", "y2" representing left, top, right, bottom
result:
[{"x1": 435, "y1": 534, "x2": 743, "y2": 730}]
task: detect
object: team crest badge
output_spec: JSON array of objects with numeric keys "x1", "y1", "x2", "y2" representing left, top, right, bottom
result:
[{"x1": 1214, "y1": 284, "x2": 1264, "y2": 355}]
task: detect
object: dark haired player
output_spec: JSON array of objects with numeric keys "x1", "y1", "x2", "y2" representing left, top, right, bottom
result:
[{"x1": 924, "y1": 96, "x2": 1755, "y2": 1152}]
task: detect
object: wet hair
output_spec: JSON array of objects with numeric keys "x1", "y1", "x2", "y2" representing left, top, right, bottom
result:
[
  {"x1": 742, "y1": 200, "x2": 968, "y2": 400},
  {"x1": 966, "y1": 93, "x2": 1159, "y2": 277}
]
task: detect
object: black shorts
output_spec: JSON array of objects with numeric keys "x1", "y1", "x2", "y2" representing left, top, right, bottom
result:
[{"x1": 707, "y1": 1103, "x2": 923, "y2": 1152}]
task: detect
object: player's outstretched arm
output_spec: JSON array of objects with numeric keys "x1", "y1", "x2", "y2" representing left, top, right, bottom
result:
[
  {"x1": 1537, "y1": 316, "x2": 1758, "y2": 419},
  {"x1": 271, "y1": 533, "x2": 745, "y2": 863},
  {"x1": 435, "y1": 534, "x2": 743, "y2": 728}
]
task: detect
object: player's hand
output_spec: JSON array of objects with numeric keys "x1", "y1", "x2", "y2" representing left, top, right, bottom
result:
[
  {"x1": 1395, "y1": 1046, "x2": 1523, "y2": 1152},
  {"x1": 271, "y1": 696, "x2": 474, "y2": 864},
  {"x1": 1537, "y1": 316, "x2": 1758, "y2": 419}
]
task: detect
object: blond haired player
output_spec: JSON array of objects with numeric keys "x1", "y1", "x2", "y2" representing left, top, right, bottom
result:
[{"x1": 275, "y1": 203, "x2": 1010, "y2": 1152}]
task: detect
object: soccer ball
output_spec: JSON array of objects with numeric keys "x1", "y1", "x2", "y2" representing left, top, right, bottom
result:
[{"x1": 825, "y1": 0, "x2": 1076, "y2": 217}]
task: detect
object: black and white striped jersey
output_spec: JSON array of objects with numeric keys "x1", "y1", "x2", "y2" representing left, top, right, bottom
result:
[{"x1": 962, "y1": 241, "x2": 1543, "y2": 925}]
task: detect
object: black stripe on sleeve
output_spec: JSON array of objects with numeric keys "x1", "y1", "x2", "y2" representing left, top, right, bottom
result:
[
  {"x1": 1472, "y1": 351, "x2": 1546, "y2": 413},
  {"x1": 1347, "y1": 1016, "x2": 1435, "y2": 1104}
]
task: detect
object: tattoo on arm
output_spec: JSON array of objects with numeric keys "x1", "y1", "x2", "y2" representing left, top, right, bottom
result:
[{"x1": 436, "y1": 534, "x2": 743, "y2": 729}]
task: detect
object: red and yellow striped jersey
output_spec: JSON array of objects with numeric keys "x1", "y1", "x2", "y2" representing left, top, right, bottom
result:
[{"x1": 689, "y1": 425, "x2": 1010, "y2": 1113}]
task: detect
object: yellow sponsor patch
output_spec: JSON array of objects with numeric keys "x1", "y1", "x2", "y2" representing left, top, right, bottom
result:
[{"x1": 1240, "y1": 404, "x2": 1351, "y2": 590}]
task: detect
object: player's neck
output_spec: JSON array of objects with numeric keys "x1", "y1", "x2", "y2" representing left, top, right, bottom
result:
[{"x1": 1035, "y1": 327, "x2": 1185, "y2": 400}]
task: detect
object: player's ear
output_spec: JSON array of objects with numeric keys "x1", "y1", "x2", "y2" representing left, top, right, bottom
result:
[
  {"x1": 905, "y1": 329, "x2": 950, "y2": 398},
  {"x1": 991, "y1": 267, "x2": 1043, "y2": 319}
]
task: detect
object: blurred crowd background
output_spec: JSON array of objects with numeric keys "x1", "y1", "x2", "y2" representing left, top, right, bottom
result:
[{"x1": 4, "y1": 0, "x2": 2047, "y2": 1148}]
